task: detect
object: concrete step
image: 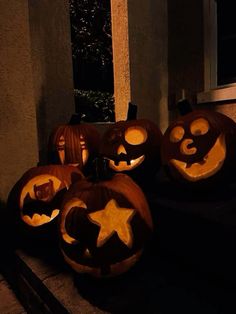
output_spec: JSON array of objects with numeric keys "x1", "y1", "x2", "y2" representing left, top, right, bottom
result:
[{"x1": 0, "y1": 273, "x2": 26, "y2": 314}]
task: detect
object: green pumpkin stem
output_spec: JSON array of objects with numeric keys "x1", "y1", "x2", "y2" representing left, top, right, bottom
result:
[
  {"x1": 69, "y1": 113, "x2": 81, "y2": 125},
  {"x1": 177, "y1": 98, "x2": 193, "y2": 116}
]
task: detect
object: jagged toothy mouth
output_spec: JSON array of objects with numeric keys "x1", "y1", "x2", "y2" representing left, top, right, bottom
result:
[
  {"x1": 21, "y1": 209, "x2": 60, "y2": 227},
  {"x1": 108, "y1": 155, "x2": 145, "y2": 171},
  {"x1": 170, "y1": 134, "x2": 226, "y2": 181}
]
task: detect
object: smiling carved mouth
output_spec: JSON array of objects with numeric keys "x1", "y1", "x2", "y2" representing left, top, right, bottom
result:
[
  {"x1": 108, "y1": 155, "x2": 145, "y2": 171},
  {"x1": 170, "y1": 133, "x2": 226, "y2": 182}
]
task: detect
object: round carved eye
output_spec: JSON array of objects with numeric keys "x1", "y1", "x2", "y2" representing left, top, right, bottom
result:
[
  {"x1": 190, "y1": 118, "x2": 209, "y2": 136},
  {"x1": 125, "y1": 126, "x2": 147, "y2": 145},
  {"x1": 169, "y1": 126, "x2": 185, "y2": 143}
]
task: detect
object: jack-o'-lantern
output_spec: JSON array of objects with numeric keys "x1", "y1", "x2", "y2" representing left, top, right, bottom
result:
[
  {"x1": 59, "y1": 172, "x2": 153, "y2": 278},
  {"x1": 8, "y1": 165, "x2": 84, "y2": 235},
  {"x1": 99, "y1": 119, "x2": 163, "y2": 188},
  {"x1": 161, "y1": 110, "x2": 236, "y2": 186},
  {"x1": 48, "y1": 123, "x2": 101, "y2": 174}
]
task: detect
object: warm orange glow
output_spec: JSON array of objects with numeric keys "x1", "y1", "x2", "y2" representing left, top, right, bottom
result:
[
  {"x1": 62, "y1": 249, "x2": 143, "y2": 278},
  {"x1": 169, "y1": 126, "x2": 185, "y2": 143},
  {"x1": 124, "y1": 126, "x2": 147, "y2": 145},
  {"x1": 60, "y1": 198, "x2": 87, "y2": 244},
  {"x1": 19, "y1": 174, "x2": 62, "y2": 209},
  {"x1": 109, "y1": 155, "x2": 145, "y2": 172},
  {"x1": 190, "y1": 118, "x2": 209, "y2": 136},
  {"x1": 88, "y1": 199, "x2": 135, "y2": 248},
  {"x1": 170, "y1": 133, "x2": 226, "y2": 181},
  {"x1": 21, "y1": 209, "x2": 60, "y2": 227},
  {"x1": 180, "y1": 139, "x2": 197, "y2": 155}
]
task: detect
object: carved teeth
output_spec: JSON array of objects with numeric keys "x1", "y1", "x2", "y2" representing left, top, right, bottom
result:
[{"x1": 21, "y1": 209, "x2": 60, "y2": 227}]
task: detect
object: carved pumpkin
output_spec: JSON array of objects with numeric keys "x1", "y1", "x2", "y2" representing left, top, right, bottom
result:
[
  {"x1": 8, "y1": 165, "x2": 84, "y2": 229},
  {"x1": 48, "y1": 123, "x2": 101, "y2": 174},
  {"x1": 161, "y1": 110, "x2": 236, "y2": 186},
  {"x1": 59, "y1": 173, "x2": 153, "y2": 278},
  {"x1": 99, "y1": 119, "x2": 163, "y2": 187}
]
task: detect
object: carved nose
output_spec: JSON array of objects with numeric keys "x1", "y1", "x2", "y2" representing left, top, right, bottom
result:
[
  {"x1": 180, "y1": 139, "x2": 197, "y2": 155},
  {"x1": 117, "y1": 145, "x2": 127, "y2": 155}
]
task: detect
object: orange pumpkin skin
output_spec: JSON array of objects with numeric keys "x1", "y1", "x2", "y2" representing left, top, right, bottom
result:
[
  {"x1": 7, "y1": 165, "x2": 84, "y2": 246},
  {"x1": 48, "y1": 124, "x2": 101, "y2": 174},
  {"x1": 59, "y1": 173, "x2": 153, "y2": 278},
  {"x1": 99, "y1": 119, "x2": 163, "y2": 188},
  {"x1": 161, "y1": 110, "x2": 236, "y2": 187}
]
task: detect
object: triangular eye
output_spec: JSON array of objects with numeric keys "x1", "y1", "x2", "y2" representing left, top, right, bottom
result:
[
  {"x1": 60, "y1": 198, "x2": 87, "y2": 244},
  {"x1": 125, "y1": 126, "x2": 147, "y2": 145},
  {"x1": 190, "y1": 118, "x2": 209, "y2": 136}
]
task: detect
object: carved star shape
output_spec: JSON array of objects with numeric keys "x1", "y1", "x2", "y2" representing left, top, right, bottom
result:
[{"x1": 88, "y1": 199, "x2": 135, "y2": 248}]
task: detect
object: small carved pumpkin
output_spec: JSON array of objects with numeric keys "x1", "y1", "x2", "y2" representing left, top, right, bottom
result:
[
  {"x1": 99, "y1": 119, "x2": 163, "y2": 187},
  {"x1": 59, "y1": 173, "x2": 153, "y2": 278},
  {"x1": 161, "y1": 110, "x2": 236, "y2": 186},
  {"x1": 48, "y1": 123, "x2": 101, "y2": 173},
  {"x1": 8, "y1": 165, "x2": 84, "y2": 229}
]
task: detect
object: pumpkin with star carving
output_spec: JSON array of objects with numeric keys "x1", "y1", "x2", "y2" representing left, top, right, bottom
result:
[
  {"x1": 7, "y1": 165, "x2": 84, "y2": 246},
  {"x1": 58, "y1": 171, "x2": 153, "y2": 278},
  {"x1": 161, "y1": 109, "x2": 236, "y2": 187},
  {"x1": 99, "y1": 119, "x2": 163, "y2": 188}
]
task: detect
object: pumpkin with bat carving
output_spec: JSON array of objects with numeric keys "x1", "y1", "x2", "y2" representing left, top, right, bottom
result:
[
  {"x1": 161, "y1": 110, "x2": 236, "y2": 186},
  {"x1": 58, "y1": 173, "x2": 153, "y2": 278},
  {"x1": 48, "y1": 123, "x2": 101, "y2": 174},
  {"x1": 99, "y1": 119, "x2": 163, "y2": 187},
  {"x1": 8, "y1": 165, "x2": 84, "y2": 233}
]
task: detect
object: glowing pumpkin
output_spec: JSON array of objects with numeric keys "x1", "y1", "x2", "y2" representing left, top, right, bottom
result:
[
  {"x1": 161, "y1": 110, "x2": 236, "y2": 186},
  {"x1": 48, "y1": 123, "x2": 101, "y2": 174},
  {"x1": 8, "y1": 165, "x2": 84, "y2": 229},
  {"x1": 59, "y1": 173, "x2": 153, "y2": 278},
  {"x1": 99, "y1": 119, "x2": 163, "y2": 187}
]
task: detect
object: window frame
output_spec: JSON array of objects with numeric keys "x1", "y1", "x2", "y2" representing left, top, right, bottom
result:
[{"x1": 197, "y1": 0, "x2": 236, "y2": 104}]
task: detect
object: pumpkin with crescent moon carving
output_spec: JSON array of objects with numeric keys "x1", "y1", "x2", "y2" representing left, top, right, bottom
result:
[
  {"x1": 161, "y1": 110, "x2": 236, "y2": 186},
  {"x1": 58, "y1": 173, "x2": 153, "y2": 278}
]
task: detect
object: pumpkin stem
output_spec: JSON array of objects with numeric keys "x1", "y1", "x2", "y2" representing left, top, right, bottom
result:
[
  {"x1": 177, "y1": 98, "x2": 193, "y2": 116},
  {"x1": 91, "y1": 157, "x2": 113, "y2": 182},
  {"x1": 127, "y1": 102, "x2": 138, "y2": 120},
  {"x1": 69, "y1": 113, "x2": 81, "y2": 125}
]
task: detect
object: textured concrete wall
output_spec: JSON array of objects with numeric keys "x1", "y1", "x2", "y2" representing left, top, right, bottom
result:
[
  {"x1": 111, "y1": 0, "x2": 131, "y2": 121},
  {"x1": 28, "y1": 0, "x2": 75, "y2": 163},
  {"x1": 0, "y1": 0, "x2": 75, "y2": 202},
  {"x1": 128, "y1": 0, "x2": 169, "y2": 132},
  {"x1": 111, "y1": 0, "x2": 168, "y2": 131},
  {"x1": 0, "y1": 0, "x2": 39, "y2": 202}
]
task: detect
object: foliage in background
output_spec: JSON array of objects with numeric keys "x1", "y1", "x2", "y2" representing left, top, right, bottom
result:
[
  {"x1": 74, "y1": 89, "x2": 115, "y2": 122},
  {"x1": 69, "y1": 0, "x2": 112, "y2": 67},
  {"x1": 69, "y1": 0, "x2": 114, "y2": 122}
]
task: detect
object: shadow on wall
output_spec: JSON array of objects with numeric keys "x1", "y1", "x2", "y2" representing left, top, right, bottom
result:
[{"x1": 36, "y1": 87, "x2": 48, "y2": 166}]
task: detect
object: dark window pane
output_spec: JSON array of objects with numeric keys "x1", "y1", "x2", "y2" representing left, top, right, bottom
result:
[{"x1": 217, "y1": 1, "x2": 236, "y2": 85}]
